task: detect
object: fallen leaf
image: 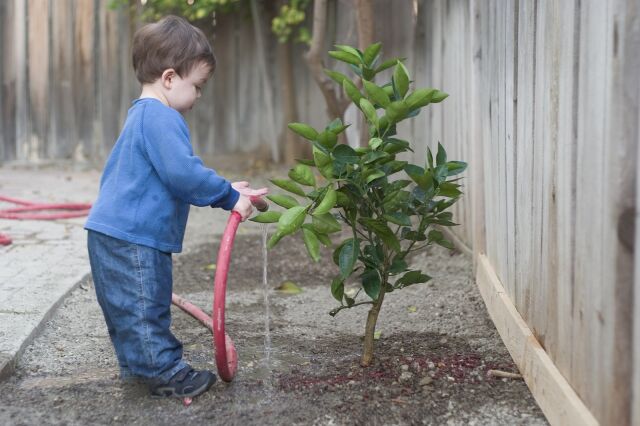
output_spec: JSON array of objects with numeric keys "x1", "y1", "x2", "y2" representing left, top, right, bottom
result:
[
  {"x1": 374, "y1": 331, "x2": 382, "y2": 340},
  {"x1": 275, "y1": 281, "x2": 303, "y2": 295},
  {"x1": 203, "y1": 263, "x2": 216, "y2": 271},
  {"x1": 407, "y1": 306, "x2": 417, "y2": 313}
]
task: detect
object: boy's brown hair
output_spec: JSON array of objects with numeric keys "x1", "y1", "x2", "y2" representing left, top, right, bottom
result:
[{"x1": 132, "y1": 15, "x2": 216, "y2": 84}]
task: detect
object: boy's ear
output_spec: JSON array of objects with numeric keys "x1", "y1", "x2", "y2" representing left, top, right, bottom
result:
[{"x1": 161, "y1": 68, "x2": 177, "y2": 89}]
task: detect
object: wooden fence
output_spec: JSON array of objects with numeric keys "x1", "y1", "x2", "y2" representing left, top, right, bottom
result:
[
  {"x1": 0, "y1": 0, "x2": 414, "y2": 164},
  {"x1": 411, "y1": 0, "x2": 640, "y2": 424}
]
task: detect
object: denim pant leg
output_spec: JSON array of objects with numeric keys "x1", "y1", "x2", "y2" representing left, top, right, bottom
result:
[{"x1": 87, "y1": 230, "x2": 188, "y2": 383}]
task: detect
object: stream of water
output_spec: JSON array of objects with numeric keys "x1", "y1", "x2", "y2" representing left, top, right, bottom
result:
[{"x1": 261, "y1": 224, "x2": 272, "y2": 392}]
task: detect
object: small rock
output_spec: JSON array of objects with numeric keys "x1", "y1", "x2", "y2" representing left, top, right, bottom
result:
[
  {"x1": 399, "y1": 371, "x2": 413, "y2": 381},
  {"x1": 401, "y1": 364, "x2": 409, "y2": 371},
  {"x1": 419, "y1": 376, "x2": 433, "y2": 386}
]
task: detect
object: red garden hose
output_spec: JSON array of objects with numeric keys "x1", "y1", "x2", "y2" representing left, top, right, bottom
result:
[
  {"x1": 0, "y1": 195, "x2": 92, "y2": 245},
  {"x1": 171, "y1": 195, "x2": 268, "y2": 383}
]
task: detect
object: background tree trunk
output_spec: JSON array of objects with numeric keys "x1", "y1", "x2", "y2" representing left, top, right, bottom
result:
[
  {"x1": 279, "y1": 39, "x2": 308, "y2": 164},
  {"x1": 304, "y1": 0, "x2": 349, "y2": 126}
]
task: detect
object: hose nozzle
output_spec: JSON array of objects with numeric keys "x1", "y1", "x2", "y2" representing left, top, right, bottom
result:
[{"x1": 249, "y1": 196, "x2": 269, "y2": 212}]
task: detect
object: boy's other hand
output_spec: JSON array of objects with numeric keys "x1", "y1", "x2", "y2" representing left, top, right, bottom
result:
[
  {"x1": 232, "y1": 195, "x2": 253, "y2": 221},
  {"x1": 231, "y1": 181, "x2": 269, "y2": 199}
]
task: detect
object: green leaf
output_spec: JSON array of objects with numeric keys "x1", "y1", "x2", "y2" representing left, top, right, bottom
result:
[
  {"x1": 436, "y1": 142, "x2": 447, "y2": 166},
  {"x1": 362, "y1": 66, "x2": 376, "y2": 81},
  {"x1": 396, "y1": 270, "x2": 432, "y2": 288},
  {"x1": 361, "y1": 268, "x2": 381, "y2": 300},
  {"x1": 335, "y1": 190, "x2": 354, "y2": 208},
  {"x1": 327, "y1": 118, "x2": 350, "y2": 135},
  {"x1": 426, "y1": 147, "x2": 434, "y2": 170},
  {"x1": 389, "y1": 256, "x2": 408, "y2": 274},
  {"x1": 359, "y1": 218, "x2": 401, "y2": 252},
  {"x1": 343, "y1": 79, "x2": 363, "y2": 104},
  {"x1": 332, "y1": 144, "x2": 359, "y2": 164},
  {"x1": 446, "y1": 161, "x2": 468, "y2": 176},
  {"x1": 363, "y1": 151, "x2": 390, "y2": 164},
  {"x1": 431, "y1": 90, "x2": 449, "y2": 103},
  {"x1": 313, "y1": 213, "x2": 342, "y2": 234},
  {"x1": 334, "y1": 44, "x2": 362, "y2": 59},
  {"x1": 383, "y1": 138, "x2": 411, "y2": 154},
  {"x1": 393, "y1": 61, "x2": 410, "y2": 98},
  {"x1": 363, "y1": 80, "x2": 391, "y2": 107},
  {"x1": 267, "y1": 231, "x2": 284, "y2": 249},
  {"x1": 288, "y1": 164, "x2": 316, "y2": 187},
  {"x1": 313, "y1": 146, "x2": 331, "y2": 167},
  {"x1": 363, "y1": 42, "x2": 382, "y2": 66},
  {"x1": 375, "y1": 57, "x2": 404, "y2": 73},
  {"x1": 323, "y1": 69, "x2": 349, "y2": 85},
  {"x1": 383, "y1": 212, "x2": 411, "y2": 226},
  {"x1": 317, "y1": 130, "x2": 338, "y2": 149},
  {"x1": 288, "y1": 123, "x2": 318, "y2": 141},
  {"x1": 339, "y1": 238, "x2": 359, "y2": 279},
  {"x1": 365, "y1": 170, "x2": 385, "y2": 183},
  {"x1": 329, "y1": 50, "x2": 361, "y2": 66},
  {"x1": 404, "y1": 164, "x2": 433, "y2": 190},
  {"x1": 318, "y1": 163, "x2": 335, "y2": 179},
  {"x1": 302, "y1": 228, "x2": 321, "y2": 262},
  {"x1": 331, "y1": 277, "x2": 344, "y2": 302},
  {"x1": 270, "y1": 179, "x2": 306, "y2": 197},
  {"x1": 275, "y1": 281, "x2": 303, "y2": 294},
  {"x1": 385, "y1": 100, "x2": 409, "y2": 123},
  {"x1": 276, "y1": 206, "x2": 307, "y2": 237},
  {"x1": 296, "y1": 158, "x2": 315, "y2": 166},
  {"x1": 266, "y1": 194, "x2": 299, "y2": 209},
  {"x1": 428, "y1": 230, "x2": 444, "y2": 242},
  {"x1": 405, "y1": 88, "x2": 437, "y2": 110},
  {"x1": 249, "y1": 211, "x2": 282, "y2": 223},
  {"x1": 313, "y1": 187, "x2": 337, "y2": 216},
  {"x1": 435, "y1": 238, "x2": 455, "y2": 249},
  {"x1": 438, "y1": 182, "x2": 462, "y2": 198},
  {"x1": 359, "y1": 98, "x2": 379, "y2": 125},
  {"x1": 369, "y1": 137, "x2": 383, "y2": 150}
]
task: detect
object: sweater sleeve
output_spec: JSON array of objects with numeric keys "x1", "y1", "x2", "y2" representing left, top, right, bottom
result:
[{"x1": 140, "y1": 105, "x2": 240, "y2": 210}]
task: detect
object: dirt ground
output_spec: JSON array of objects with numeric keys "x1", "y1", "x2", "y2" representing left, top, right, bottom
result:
[{"x1": 0, "y1": 230, "x2": 548, "y2": 425}]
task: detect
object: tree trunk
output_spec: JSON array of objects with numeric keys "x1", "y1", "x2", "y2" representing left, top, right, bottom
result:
[
  {"x1": 361, "y1": 286, "x2": 386, "y2": 367},
  {"x1": 278, "y1": 39, "x2": 307, "y2": 164},
  {"x1": 304, "y1": 0, "x2": 350, "y2": 123}
]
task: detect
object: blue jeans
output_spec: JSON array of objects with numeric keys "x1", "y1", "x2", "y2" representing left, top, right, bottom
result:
[{"x1": 87, "y1": 230, "x2": 188, "y2": 383}]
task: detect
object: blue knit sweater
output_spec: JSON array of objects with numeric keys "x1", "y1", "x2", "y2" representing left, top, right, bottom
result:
[{"x1": 85, "y1": 98, "x2": 239, "y2": 253}]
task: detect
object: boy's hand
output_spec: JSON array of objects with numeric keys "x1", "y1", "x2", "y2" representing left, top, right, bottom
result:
[
  {"x1": 231, "y1": 181, "x2": 269, "y2": 198},
  {"x1": 232, "y1": 195, "x2": 253, "y2": 221}
]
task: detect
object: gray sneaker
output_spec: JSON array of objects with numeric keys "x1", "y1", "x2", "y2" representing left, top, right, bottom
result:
[{"x1": 149, "y1": 366, "x2": 217, "y2": 398}]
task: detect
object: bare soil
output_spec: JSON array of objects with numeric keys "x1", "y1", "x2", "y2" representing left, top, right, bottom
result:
[{"x1": 0, "y1": 231, "x2": 547, "y2": 425}]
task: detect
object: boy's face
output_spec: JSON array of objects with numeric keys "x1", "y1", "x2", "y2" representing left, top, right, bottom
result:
[{"x1": 165, "y1": 62, "x2": 211, "y2": 114}]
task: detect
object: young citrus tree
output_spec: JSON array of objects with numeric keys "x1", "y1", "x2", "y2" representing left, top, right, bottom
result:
[{"x1": 251, "y1": 42, "x2": 467, "y2": 366}]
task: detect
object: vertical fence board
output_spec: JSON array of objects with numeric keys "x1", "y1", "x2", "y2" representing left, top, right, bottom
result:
[
  {"x1": 553, "y1": 0, "x2": 579, "y2": 381},
  {"x1": 49, "y1": 0, "x2": 77, "y2": 158},
  {"x1": 74, "y1": 0, "x2": 95, "y2": 160}
]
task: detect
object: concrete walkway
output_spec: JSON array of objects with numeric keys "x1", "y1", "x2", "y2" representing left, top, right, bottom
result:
[{"x1": 0, "y1": 164, "x2": 267, "y2": 380}]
